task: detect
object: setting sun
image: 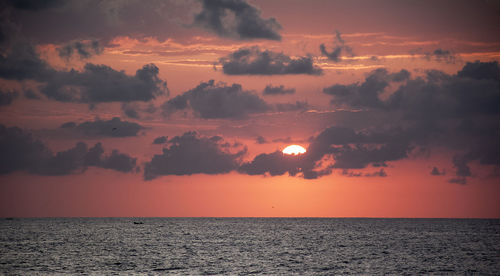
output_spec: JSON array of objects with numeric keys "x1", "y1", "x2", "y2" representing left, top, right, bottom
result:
[{"x1": 282, "y1": 145, "x2": 307, "y2": 155}]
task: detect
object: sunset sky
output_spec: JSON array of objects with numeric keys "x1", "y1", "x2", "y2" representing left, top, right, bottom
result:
[{"x1": 1, "y1": 0, "x2": 499, "y2": 218}]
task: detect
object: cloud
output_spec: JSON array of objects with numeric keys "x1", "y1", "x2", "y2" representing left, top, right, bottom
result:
[
  {"x1": 57, "y1": 40, "x2": 103, "y2": 59},
  {"x1": 262, "y1": 85, "x2": 295, "y2": 96},
  {"x1": 430, "y1": 167, "x2": 445, "y2": 176},
  {"x1": 239, "y1": 125, "x2": 414, "y2": 179},
  {"x1": 255, "y1": 135, "x2": 267, "y2": 144},
  {"x1": 5, "y1": 0, "x2": 63, "y2": 11},
  {"x1": 239, "y1": 88, "x2": 488, "y2": 182},
  {"x1": 4, "y1": 0, "x2": 197, "y2": 44},
  {"x1": 321, "y1": 61, "x2": 500, "y2": 183},
  {"x1": 121, "y1": 102, "x2": 157, "y2": 119},
  {"x1": 121, "y1": 104, "x2": 140, "y2": 119},
  {"x1": 364, "y1": 168, "x2": 387, "y2": 177},
  {"x1": 162, "y1": 80, "x2": 269, "y2": 119},
  {"x1": 0, "y1": 90, "x2": 18, "y2": 106},
  {"x1": 309, "y1": 126, "x2": 412, "y2": 169},
  {"x1": 219, "y1": 46, "x2": 323, "y2": 75},
  {"x1": 144, "y1": 131, "x2": 246, "y2": 180},
  {"x1": 0, "y1": 43, "x2": 54, "y2": 81},
  {"x1": 23, "y1": 89, "x2": 40, "y2": 99},
  {"x1": 152, "y1": 136, "x2": 167, "y2": 144},
  {"x1": 329, "y1": 141, "x2": 410, "y2": 169},
  {"x1": 0, "y1": 124, "x2": 137, "y2": 175},
  {"x1": 100, "y1": 149, "x2": 138, "y2": 173},
  {"x1": 341, "y1": 170, "x2": 363, "y2": 177},
  {"x1": 320, "y1": 30, "x2": 354, "y2": 62},
  {"x1": 162, "y1": 80, "x2": 309, "y2": 118},
  {"x1": 0, "y1": 42, "x2": 169, "y2": 104},
  {"x1": 41, "y1": 63, "x2": 167, "y2": 103},
  {"x1": 457, "y1": 60, "x2": 500, "y2": 81},
  {"x1": 60, "y1": 117, "x2": 143, "y2": 137},
  {"x1": 342, "y1": 168, "x2": 389, "y2": 177},
  {"x1": 254, "y1": 135, "x2": 301, "y2": 145},
  {"x1": 323, "y1": 68, "x2": 410, "y2": 108},
  {"x1": 426, "y1": 48, "x2": 456, "y2": 64},
  {"x1": 193, "y1": 0, "x2": 281, "y2": 40},
  {"x1": 238, "y1": 151, "x2": 303, "y2": 176}
]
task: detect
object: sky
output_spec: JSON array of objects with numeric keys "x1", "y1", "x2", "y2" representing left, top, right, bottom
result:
[{"x1": 1, "y1": 0, "x2": 499, "y2": 218}]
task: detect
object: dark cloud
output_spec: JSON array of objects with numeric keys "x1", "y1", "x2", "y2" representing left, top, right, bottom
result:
[
  {"x1": 411, "y1": 48, "x2": 457, "y2": 64},
  {"x1": 41, "y1": 63, "x2": 167, "y2": 103},
  {"x1": 262, "y1": 85, "x2": 295, "y2": 96},
  {"x1": 121, "y1": 102, "x2": 157, "y2": 119},
  {"x1": 242, "y1": 103, "x2": 500, "y2": 180},
  {"x1": 57, "y1": 40, "x2": 102, "y2": 59},
  {"x1": 162, "y1": 80, "x2": 309, "y2": 119},
  {"x1": 0, "y1": 124, "x2": 137, "y2": 175},
  {"x1": 253, "y1": 136, "x2": 301, "y2": 145},
  {"x1": 4, "y1": 0, "x2": 196, "y2": 45},
  {"x1": 144, "y1": 131, "x2": 245, "y2": 180},
  {"x1": 321, "y1": 61, "x2": 500, "y2": 183},
  {"x1": 153, "y1": 136, "x2": 167, "y2": 144},
  {"x1": 0, "y1": 42, "x2": 168, "y2": 104},
  {"x1": 255, "y1": 135, "x2": 266, "y2": 144},
  {"x1": 23, "y1": 89, "x2": 40, "y2": 99},
  {"x1": 329, "y1": 141, "x2": 410, "y2": 170},
  {"x1": 426, "y1": 48, "x2": 456, "y2": 64},
  {"x1": 310, "y1": 126, "x2": 412, "y2": 169},
  {"x1": 239, "y1": 151, "x2": 303, "y2": 177},
  {"x1": 100, "y1": 149, "x2": 137, "y2": 173},
  {"x1": 323, "y1": 68, "x2": 410, "y2": 108},
  {"x1": 162, "y1": 80, "x2": 269, "y2": 119},
  {"x1": 219, "y1": 47, "x2": 323, "y2": 75},
  {"x1": 239, "y1": 125, "x2": 414, "y2": 179},
  {"x1": 457, "y1": 60, "x2": 500, "y2": 81},
  {"x1": 122, "y1": 104, "x2": 140, "y2": 119},
  {"x1": 387, "y1": 61, "x2": 500, "y2": 119},
  {"x1": 60, "y1": 121, "x2": 76, "y2": 128},
  {"x1": 0, "y1": 90, "x2": 18, "y2": 106},
  {"x1": 364, "y1": 168, "x2": 387, "y2": 177},
  {"x1": 193, "y1": 0, "x2": 281, "y2": 40},
  {"x1": 341, "y1": 170, "x2": 363, "y2": 177},
  {"x1": 320, "y1": 30, "x2": 353, "y2": 62},
  {"x1": 430, "y1": 167, "x2": 445, "y2": 176},
  {"x1": 0, "y1": 43, "x2": 54, "y2": 81},
  {"x1": 60, "y1": 117, "x2": 143, "y2": 137},
  {"x1": 0, "y1": 124, "x2": 49, "y2": 175},
  {"x1": 6, "y1": 0, "x2": 63, "y2": 11}
]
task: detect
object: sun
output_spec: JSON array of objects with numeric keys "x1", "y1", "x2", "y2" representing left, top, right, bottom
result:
[{"x1": 282, "y1": 145, "x2": 306, "y2": 155}]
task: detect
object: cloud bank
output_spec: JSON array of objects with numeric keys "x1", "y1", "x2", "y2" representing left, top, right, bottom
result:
[
  {"x1": 219, "y1": 47, "x2": 323, "y2": 75},
  {"x1": 0, "y1": 124, "x2": 137, "y2": 175},
  {"x1": 193, "y1": 0, "x2": 281, "y2": 40},
  {"x1": 144, "y1": 131, "x2": 246, "y2": 180},
  {"x1": 262, "y1": 85, "x2": 295, "y2": 96}
]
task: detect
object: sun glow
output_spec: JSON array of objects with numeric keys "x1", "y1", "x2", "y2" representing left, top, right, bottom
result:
[{"x1": 282, "y1": 145, "x2": 307, "y2": 155}]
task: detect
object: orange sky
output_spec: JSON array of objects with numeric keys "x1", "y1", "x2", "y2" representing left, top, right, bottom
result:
[{"x1": 1, "y1": 0, "x2": 499, "y2": 218}]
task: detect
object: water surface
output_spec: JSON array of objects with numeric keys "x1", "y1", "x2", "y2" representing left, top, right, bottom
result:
[{"x1": 1, "y1": 218, "x2": 499, "y2": 274}]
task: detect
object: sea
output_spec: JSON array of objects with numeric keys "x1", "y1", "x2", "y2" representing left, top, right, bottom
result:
[{"x1": 0, "y1": 218, "x2": 499, "y2": 275}]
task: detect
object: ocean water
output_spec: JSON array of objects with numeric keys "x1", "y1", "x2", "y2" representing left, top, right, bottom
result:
[{"x1": 0, "y1": 218, "x2": 499, "y2": 275}]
